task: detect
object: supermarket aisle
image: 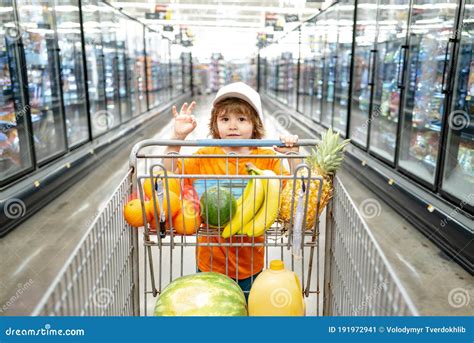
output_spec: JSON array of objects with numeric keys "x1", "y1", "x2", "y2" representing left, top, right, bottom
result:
[
  {"x1": 0, "y1": 94, "x2": 323, "y2": 315},
  {"x1": 2, "y1": 92, "x2": 471, "y2": 316}
]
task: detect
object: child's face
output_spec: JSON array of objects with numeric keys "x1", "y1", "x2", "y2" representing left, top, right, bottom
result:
[{"x1": 216, "y1": 111, "x2": 254, "y2": 139}]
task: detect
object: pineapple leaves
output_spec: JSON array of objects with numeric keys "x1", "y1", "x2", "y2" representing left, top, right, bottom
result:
[{"x1": 306, "y1": 128, "x2": 351, "y2": 177}]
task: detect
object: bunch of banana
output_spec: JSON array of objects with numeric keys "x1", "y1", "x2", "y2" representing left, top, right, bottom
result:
[
  {"x1": 221, "y1": 163, "x2": 280, "y2": 238},
  {"x1": 221, "y1": 167, "x2": 264, "y2": 238},
  {"x1": 243, "y1": 165, "x2": 280, "y2": 237}
]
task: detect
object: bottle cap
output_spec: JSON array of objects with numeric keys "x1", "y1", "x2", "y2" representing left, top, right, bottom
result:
[{"x1": 270, "y1": 260, "x2": 284, "y2": 270}]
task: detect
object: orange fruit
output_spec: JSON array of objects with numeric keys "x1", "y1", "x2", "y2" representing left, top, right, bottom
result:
[
  {"x1": 151, "y1": 191, "x2": 181, "y2": 219},
  {"x1": 172, "y1": 200, "x2": 202, "y2": 235},
  {"x1": 143, "y1": 172, "x2": 181, "y2": 200},
  {"x1": 124, "y1": 199, "x2": 152, "y2": 227}
]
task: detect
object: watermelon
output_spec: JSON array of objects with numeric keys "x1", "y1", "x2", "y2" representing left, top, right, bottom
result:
[
  {"x1": 154, "y1": 272, "x2": 247, "y2": 316},
  {"x1": 200, "y1": 186, "x2": 237, "y2": 227}
]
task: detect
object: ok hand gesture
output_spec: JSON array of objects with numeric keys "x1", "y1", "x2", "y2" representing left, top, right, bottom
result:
[{"x1": 172, "y1": 101, "x2": 197, "y2": 140}]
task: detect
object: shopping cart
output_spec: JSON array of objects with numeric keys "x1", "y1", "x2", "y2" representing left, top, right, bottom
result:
[
  {"x1": 129, "y1": 138, "x2": 326, "y2": 316},
  {"x1": 32, "y1": 138, "x2": 418, "y2": 316}
]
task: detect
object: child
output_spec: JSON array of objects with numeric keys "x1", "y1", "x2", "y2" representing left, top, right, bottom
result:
[{"x1": 163, "y1": 82, "x2": 299, "y2": 298}]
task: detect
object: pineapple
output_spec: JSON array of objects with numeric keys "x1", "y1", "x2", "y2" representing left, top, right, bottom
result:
[{"x1": 279, "y1": 128, "x2": 350, "y2": 229}]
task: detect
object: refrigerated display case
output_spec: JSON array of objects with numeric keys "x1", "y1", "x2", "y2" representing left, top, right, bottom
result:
[
  {"x1": 264, "y1": 45, "x2": 279, "y2": 99},
  {"x1": 82, "y1": 0, "x2": 107, "y2": 137},
  {"x1": 18, "y1": 0, "x2": 67, "y2": 163},
  {"x1": 258, "y1": 0, "x2": 473, "y2": 272},
  {"x1": 399, "y1": 0, "x2": 460, "y2": 186},
  {"x1": 100, "y1": 2, "x2": 121, "y2": 129},
  {"x1": 275, "y1": 31, "x2": 299, "y2": 109},
  {"x1": 160, "y1": 38, "x2": 171, "y2": 104},
  {"x1": 298, "y1": 22, "x2": 316, "y2": 116},
  {"x1": 276, "y1": 52, "x2": 290, "y2": 105},
  {"x1": 55, "y1": 0, "x2": 89, "y2": 148},
  {"x1": 348, "y1": 0, "x2": 378, "y2": 146},
  {"x1": 321, "y1": 7, "x2": 338, "y2": 128},
  {"x1": 258, "y1": 55, "x2": 266, "y2": 93},
  {"x1": 441, "y1": 7, "x2": 474, "y2": 211},
  {"x1": 367, "y1": 0, "x2": 410, "y2": 162},
  {"x1": 145, "y1": 28, "x2": 162, "y2": 109},
  {"x1": 311, "y1": 17, "x2": 325, "y2": 123},
  {"x1": 116, "y1": 13, "x2": 131, "y2": 121},
  {"x1": 0, "y1": 3, "x2": 33, "y2": 183},
  {"x1": 170, "y1": 43, "x2": 184, "y2": 98},
  {"x1": 182, "y1": 52, "x2": 192, "y2": 93},
  {"x1": 333, "y1": 1, "x2": 354, "y2": 136},
  {"x1": 368, "y1": 0, "x2": 410, "y2": 163},
  {"x1": 298, "y1": 56, "x2": 315, "y2": 115},
  {"x1": 127, "y1": 20, "x2": 147, "y2": 116}
]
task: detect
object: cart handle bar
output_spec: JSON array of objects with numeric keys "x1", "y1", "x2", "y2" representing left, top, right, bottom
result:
[{"x1": 130, "y1": 138, "x2": 319, "y2": 170}]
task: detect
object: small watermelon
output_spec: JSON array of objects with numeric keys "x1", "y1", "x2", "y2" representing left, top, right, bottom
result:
[
  {"x1": 154, "y1": 272, "x2": 247, "y2": 316},
  {"x1": 200, "y1": 186, "x2": 237, "y2": 227}
]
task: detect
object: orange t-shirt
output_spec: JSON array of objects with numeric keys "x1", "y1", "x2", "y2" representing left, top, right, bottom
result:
[{"x1": 176, "y1": 147, "x2": 288, "y2": 280}]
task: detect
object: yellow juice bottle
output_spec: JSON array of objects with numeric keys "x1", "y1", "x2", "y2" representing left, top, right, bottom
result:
[{"x1": 248, "y1": 260, "x2": 305, "y2": 316}]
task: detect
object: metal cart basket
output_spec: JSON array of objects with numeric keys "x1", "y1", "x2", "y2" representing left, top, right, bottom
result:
[
  {"x1": 32, "y1": 138, "x2": 418, "y2": 316},
  {"x1": 131, "y1": 139, "x2": 326, "y2": 316}
]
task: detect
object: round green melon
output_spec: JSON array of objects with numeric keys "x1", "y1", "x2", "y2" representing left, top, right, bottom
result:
[
  {"x1": 154, "y1": 272, "x2": 247, "y2": 316},
  {"x1": 200, "y1": 186, "x2": 237, "y2": 227}
]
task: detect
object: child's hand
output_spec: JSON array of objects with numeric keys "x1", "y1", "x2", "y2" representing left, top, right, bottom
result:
[
  {"x1": 273, "y1": 135, "x2": 299, "y2": 154},
  {"x1": 172, "y1": 101, "x2": 197, "y2": 139}
]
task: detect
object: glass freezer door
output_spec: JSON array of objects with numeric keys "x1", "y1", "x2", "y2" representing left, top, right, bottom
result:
[
  {"x1": 82, "y1": 0, "x2": 107, "y2": 137},
  {"x1": 0, "y1": 4, "x2": 33, "y2": 183},
  {"x1": 348, "y1": 0, "x2": 378, "y2": 147},
  {"x1": 160, "y1": 38, "x2": 171, "y2": 104},
  {"x1": 18, "y1": 0, "x2": 67, "y2": 163},
  {"x1": 55, "y1": 0, "x2": 89, "y2": 148},
  {"x1": 311, "y1": 17, "x2": 325, "y2": 123},
  {"x1": 145, "y1": 29, "x2": 161, "y2": 109},
  {"x1": 287, "y1": 31, "x2": 299, "y2": 110},
  {"x1": 398, "y1": 0, "x2": 459, "y2": 185},
  {"x1": 127, "y1": 21, "x2": 147, "y2": 116},
  {"x1": 333, "y1": 0, "x2": 355, "y2": 136},
  {"x1": 299, "y1": 57, "x2": 315, "y2": 116},
  {"x1": 321, "y1": 8, "x2": 337, "y2": 127},
  {"x1": 116, "y1": 14, "x2": 131, "y2": 122},
  {"x1": 100, "y1": 3, "x2": 121, "y2": 130},
  {"x1": 369, "y1": 0, "x2": 410, "y2": 163},
  {"x1": 442, "y1": 7, "x2": 474, "y2": 210},
  {"x1": 298, "y1": 23, "x2": 316, "y2": 116}
]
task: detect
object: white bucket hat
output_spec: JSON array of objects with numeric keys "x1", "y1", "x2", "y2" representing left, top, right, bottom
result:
[{"x1": 213, "y1": 82, "x2": 263, "y2": 119}]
